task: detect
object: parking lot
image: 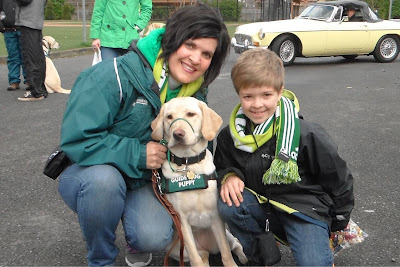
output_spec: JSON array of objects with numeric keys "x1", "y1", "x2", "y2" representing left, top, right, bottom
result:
[{"x1": 0, "y1": 51, "x2": 399, "y2": 266}]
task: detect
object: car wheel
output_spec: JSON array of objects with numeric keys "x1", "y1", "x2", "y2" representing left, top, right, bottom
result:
[
  {"x1": 373, "y1": 36, "x2": 400, "y2": 63},
  {"x1": 271, "y1": 35, "x2": 296, "y2": 66},
  {"x1": 342, "y1": 55, "x2": 358, "y2": 60}
]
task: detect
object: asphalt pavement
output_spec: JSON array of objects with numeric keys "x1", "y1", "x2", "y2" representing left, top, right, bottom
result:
[{"x1": 1, "y1": 50, "x2": 400, "y2": 266}]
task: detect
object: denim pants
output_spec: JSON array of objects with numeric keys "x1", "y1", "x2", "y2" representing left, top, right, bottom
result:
[
  {"x1": 217, "y1": 189, "x2": 333, "y2": 266},
  {"x1": 3, "y1": 31, "x2": 26, "y2": 85},
  {"x1": 58, "y1": 164, "x2": 174, "y2": 266},
  {"x1": 100, "y1": 46, "x2": 128, "y2": 61}
]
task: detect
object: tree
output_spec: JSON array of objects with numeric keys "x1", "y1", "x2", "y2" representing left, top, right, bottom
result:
[
  {"x1": 62, "y1": 3, "x2": 75, "y2": 20},
  {"x1": 365, "y1": 0, "x2": 400, "y2": 19},
  {"x1": 45, "y1": 0, "x2": 56, "y2": 20},
  {"x1": 203, "y1": 0, "x2": 242, "y2": 21},
  {"x1": 45, "y1": 0, "x2": 75, "y2": 20}
]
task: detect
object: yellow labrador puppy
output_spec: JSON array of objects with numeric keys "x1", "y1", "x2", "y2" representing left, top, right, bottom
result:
[
  {"x1": 151, "y1": 97, "x2": 247, "y2": 267},
  {"x1": 141, "y1": 22, "x2": 165, "y2": 37},
  {"x1": 42, "y1": 36, "x2": 71, "y2": 94}
]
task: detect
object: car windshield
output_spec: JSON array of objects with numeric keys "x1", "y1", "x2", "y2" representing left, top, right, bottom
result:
[
  {"x1": 298, "y1": 5, "x2": 335, "y2": 21},
  {"x1": 367, "y1": 7, "x2": 381, "y2": 21}
]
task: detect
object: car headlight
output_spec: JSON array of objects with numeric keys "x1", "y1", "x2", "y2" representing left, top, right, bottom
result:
[{"x1": 258, "y1": 29, "x2": 265, "y2": 40}]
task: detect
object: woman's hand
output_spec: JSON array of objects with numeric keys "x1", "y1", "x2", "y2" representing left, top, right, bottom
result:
[
  {"x1": 92, "y1": 39, "x2": 100, "y2": 51},
  {"x1": 146, "y1": 141, "x2": 167, "y2": 169},
  {"x1": 220, "y1": 175, "x2": 245, "y2": 207}
]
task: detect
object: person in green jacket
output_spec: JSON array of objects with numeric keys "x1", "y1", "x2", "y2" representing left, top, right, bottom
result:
[
  {"x1": 58, "y1": 4, "x2": 230, "y2": 266},
  {"x1": 90, "y1": 0, "x2": 152, "y2": 60}
]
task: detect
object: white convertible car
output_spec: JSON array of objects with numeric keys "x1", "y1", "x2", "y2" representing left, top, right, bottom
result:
[{"x1": 231, "y1": 0, "x2": 400, "y2": 65}]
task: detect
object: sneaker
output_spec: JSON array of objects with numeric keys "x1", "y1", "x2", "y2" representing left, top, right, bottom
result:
[
  {"x1": 125, "y1": 246, "x2": 152, "y2": 267},
  {"x1": 17, "y1": 91, "x2": 45, "y2": 101},
  {"x1": 7, "y1": 83, "x2": 20, "y2": 91}
]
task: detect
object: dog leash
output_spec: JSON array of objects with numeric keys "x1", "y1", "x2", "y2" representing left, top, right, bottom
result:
[{"x1": 152, "y1": 169, "x2": 185, "y2": 266}]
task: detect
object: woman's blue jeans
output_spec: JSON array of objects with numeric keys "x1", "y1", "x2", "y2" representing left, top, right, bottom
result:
[
  {"x1": 217, "y1": 189, "x2": 333, "y2": 266},
  {"x1": 100, "y1": 47, "x2": 128, "y2": 61},
  {"x1": 58, "y1": 164, "x2": 173, "y2": 266},
  {"x1": 3, "y1": 31, "x2": 26, "y2": 85}
]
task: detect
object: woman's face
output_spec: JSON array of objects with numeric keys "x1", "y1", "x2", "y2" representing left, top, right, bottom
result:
[{"x1": 168, "y1": 38, "x2": 218, "y2": 84}]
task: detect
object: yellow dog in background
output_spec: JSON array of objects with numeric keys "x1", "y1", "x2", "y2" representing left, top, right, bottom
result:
[
  {"x1": 140, "y1": 22, "x2": 165, "y2": 37},
  {"x1": 42, "y1": 36, "x2": 71, "y2": 94}
]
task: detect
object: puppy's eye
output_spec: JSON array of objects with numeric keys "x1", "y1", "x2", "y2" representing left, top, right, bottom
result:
[
  {"x1": 187, "y1": 112, "x2": 196, "y2": 117},
  {"x1": 167, "y1": 115, "x2": 173, "y2": 119}
]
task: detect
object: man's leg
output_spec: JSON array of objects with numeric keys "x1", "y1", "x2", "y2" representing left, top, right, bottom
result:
[
  {"x1": 19, "y1": 26, "x2": 47, "y2": 99},
  {"x1": 58, "y1": 164, "x2": 127, "y2": 266},
  {"x1": 4, "y1": 31, "x2": 22, "y2": 88},
  {"x1": 16, "y1": 31, "x2": 27, "y2": 84}
]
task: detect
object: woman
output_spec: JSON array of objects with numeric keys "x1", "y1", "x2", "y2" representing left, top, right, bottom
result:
[
  {"x1": 58, "y1": 4, "x2": 230, "y2": 266},
  {"x1": 90, "y1": 0, "x2": 152, "y2": 60}
]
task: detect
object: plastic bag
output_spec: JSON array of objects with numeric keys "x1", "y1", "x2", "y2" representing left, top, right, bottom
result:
[
  {"x1": 92, "y1": 50, "x2": 102, "y2": 66},
  {"x1": 330, "y1": 219, "x2": 368, "y2": 255}
]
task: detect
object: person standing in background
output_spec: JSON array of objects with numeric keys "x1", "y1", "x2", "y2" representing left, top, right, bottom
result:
[
  {"x1": 0, "y1": 0, "x2": 26, "y2": 91},
  {"x1": 15, "y1": 0, "x2": 48, "y2": 101},
  {"x1": 90, "y1": 0, "x2": 152, "y2": 60}
]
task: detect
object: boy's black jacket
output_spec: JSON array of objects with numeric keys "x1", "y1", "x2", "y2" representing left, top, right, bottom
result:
[{"x1": 214, "y1": 117, "x2": 354, "y2": 232}]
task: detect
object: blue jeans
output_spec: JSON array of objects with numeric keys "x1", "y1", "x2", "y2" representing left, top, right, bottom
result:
[
  {"x1": 100, "y1": 46, "x2": 128, "y2": 61},
  {"x1": 217, "y1": 189, "x2": 333, "y2": 266},
  {"x1": 58, "y1": 164, "x2": 173, "y2": 266},
  {"x1": 3, "y1": 31, "x2": 26, "y2": 85}
]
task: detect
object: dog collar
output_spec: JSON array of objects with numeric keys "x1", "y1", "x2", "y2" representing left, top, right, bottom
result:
[
  {"x1": 161, "y1": 171, "x2": 217, "y2": 194},
  {"x1": 170, "y1": 150, "x2": 206, "y2": 166}
]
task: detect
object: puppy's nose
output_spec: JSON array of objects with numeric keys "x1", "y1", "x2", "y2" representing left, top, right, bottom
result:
[{"x1": 173, "y1": 129, "x2": 185, "y2": 141}]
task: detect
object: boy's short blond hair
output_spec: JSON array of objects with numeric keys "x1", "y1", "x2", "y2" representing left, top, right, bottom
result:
[{"x1": 231, "y1": 48, "x2": 284, "y2": 94}]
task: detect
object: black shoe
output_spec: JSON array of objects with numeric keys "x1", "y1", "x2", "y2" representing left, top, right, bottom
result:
[{"x1": 18, "y1": 91, "x2": 45, "y2": 101}]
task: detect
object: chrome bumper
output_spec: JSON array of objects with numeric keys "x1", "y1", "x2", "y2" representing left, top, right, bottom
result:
[{"x1": 231, "y1": 37, "x2": 266, "y2": 54}]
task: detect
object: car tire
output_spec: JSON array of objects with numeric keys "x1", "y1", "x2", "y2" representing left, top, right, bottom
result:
[
  {"x1": 373, "y1": 35, "x2": 400, "y2": 63},
  {"x1": 270, "y1": 35, "x2": 297, "y2": 66},
  {"x1": 342, "y1": 55, "x2": 358, "y2": 60}
]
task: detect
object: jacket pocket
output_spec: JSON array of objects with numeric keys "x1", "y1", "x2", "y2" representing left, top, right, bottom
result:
[{"x1": 111, "y1": 96, "x2": 154, "y2": 141}]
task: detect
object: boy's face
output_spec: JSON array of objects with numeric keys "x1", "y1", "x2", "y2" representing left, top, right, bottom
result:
[{"x1": 239, "y1": 85, "x2": 283, "y2": 124}]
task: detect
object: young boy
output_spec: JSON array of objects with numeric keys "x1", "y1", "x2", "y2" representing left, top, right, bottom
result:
[{"x1": 215, "y1": 48, "x2": 354, "y2": 266}]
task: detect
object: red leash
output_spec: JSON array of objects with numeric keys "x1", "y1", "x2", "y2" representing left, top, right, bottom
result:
[{"x1": 152, "y1": 170, "x2": 185, "y2": 266}]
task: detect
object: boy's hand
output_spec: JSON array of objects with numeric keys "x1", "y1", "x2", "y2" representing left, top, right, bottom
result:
[{"x1": 220, "y1": 175, "x2": 245, "y2": 207}]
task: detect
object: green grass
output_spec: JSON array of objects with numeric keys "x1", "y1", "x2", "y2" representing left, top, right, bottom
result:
[
  {"x1": 0, "y1": 21, "x2": 240, "y2": 57},
  {"x1": 0, "y1": 25, "x2": 91, "y2": 57}
]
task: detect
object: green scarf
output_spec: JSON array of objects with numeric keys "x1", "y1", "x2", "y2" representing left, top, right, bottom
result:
[
  {"x1": 229, "y1": 89, "x2": 301, "y2": 185},
  {"x1": 137, "y1": 28, "x2": 203, "y2": 104}
]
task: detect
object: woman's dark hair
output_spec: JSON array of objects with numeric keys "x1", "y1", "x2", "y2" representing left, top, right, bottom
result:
[{"x1": 160, "y1": 4, "x2": 230, "y2": 87}]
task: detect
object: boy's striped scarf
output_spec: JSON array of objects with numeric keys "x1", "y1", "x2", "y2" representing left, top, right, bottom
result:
[{"x1": 229, "y1": 95, "x2": 301, "y2": 184}]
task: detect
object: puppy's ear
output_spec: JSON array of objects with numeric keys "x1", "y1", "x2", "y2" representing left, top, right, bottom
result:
[
  {"x1": 151, "y1": 105, "x2": 165, "y2": 141},
  {"x1": 198, "y1": 101, "x2": 223, "y2": 141}
]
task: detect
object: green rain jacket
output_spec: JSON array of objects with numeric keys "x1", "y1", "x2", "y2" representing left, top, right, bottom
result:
[{"x1": 90, "y1": 0, "x2": 152, "y2": 49}]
